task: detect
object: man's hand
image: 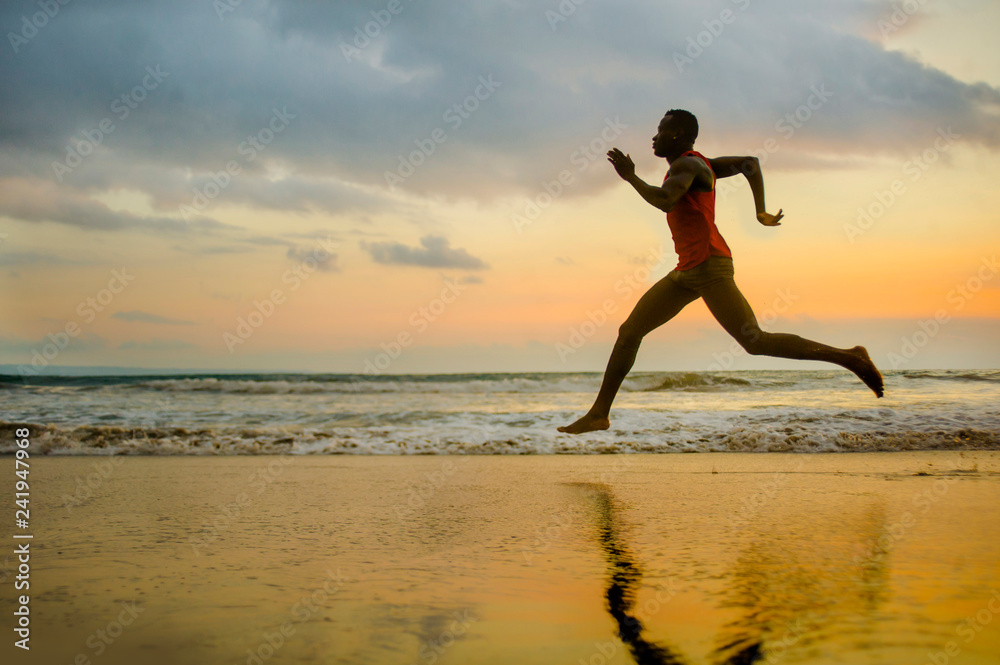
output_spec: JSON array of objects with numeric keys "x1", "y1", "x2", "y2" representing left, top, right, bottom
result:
[
  {"x1": 607, "y1": 148, "x2": 635, "y2": 181},
  {"x1": 757, "y1": 209, "x2": 783, "y2": 226}
]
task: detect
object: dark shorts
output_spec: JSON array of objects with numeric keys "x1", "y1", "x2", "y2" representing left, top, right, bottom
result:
[{"x1": 667, "y1": 255, "x2": 734, "y2": 293}]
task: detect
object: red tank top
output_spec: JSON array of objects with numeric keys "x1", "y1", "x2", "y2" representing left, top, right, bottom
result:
[{"x1": 665, "y1": 150, "x2": 732, "y2": 270}]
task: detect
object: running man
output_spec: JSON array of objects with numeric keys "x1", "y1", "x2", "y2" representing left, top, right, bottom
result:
[{"x1": 558, "y1": 109, "x2": 883, "y2": 434}]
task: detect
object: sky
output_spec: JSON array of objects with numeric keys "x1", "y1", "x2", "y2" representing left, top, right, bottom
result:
[{"x1": 1, "y1": 0, "x2": 999, "y2": 375}]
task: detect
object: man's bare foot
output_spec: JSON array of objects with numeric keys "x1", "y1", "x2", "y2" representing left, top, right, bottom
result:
[
  {"x1": 845, "y1": 346, "x2": 884, "y2": 397},
  {"x1": 558, "y1": 412, "x2": 611, "y2": 434}
]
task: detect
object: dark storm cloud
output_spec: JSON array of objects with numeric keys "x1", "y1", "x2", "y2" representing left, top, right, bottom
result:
[{"x1": 1, "y1": 0, "x2": 998, "y2": 228}]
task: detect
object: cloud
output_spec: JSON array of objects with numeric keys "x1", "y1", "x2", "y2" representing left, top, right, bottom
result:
[
  {"x1": 111, "y1": 311, "x2": 196, "y2": 325},
  {"x1": 0, "y1": 0, "x2": 997, "y2": 218},
  {"x1": 172, "y1": 244, "x2": 252, "y2": 255},
  {"x1": 0, "y1": 178, "x2": 229, "y2": 233},
  {"x1": 117, "y1": 340, "x2": 198, "y2": 351},
  {"x1": 362, "y1": 235, "x2": 488, "y2": 269},
  {"x1": 286, "y1": 244, "x2": 339, "y2": 271},
  {"x1": 0, "y1": 251, "x2": 97, "y2": 266},
  {"x1": 0, "y1": 332, "x2": 107, "y2": 358}
]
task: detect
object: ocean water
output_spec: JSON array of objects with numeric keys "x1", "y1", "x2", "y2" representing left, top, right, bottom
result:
[{"x1": 1, "y1": 369, "x2": 998, "y2": 455}]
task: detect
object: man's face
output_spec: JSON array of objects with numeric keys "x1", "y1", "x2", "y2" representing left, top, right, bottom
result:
[{"x1": 652, "y1": 114, "x2": 682, "y2": 157}]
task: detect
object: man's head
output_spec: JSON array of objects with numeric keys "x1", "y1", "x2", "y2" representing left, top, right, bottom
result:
[{"x1": 652, "y1": 109, "x2": 698, "y2": 158}]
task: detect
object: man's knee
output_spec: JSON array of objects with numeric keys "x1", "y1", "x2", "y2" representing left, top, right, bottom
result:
[
  {"x1": 739, "y1": 326, "x2": 768, "y2": 355},
  {"x1": 618, "y1": 320, "x2": 644, "y2": 344}
]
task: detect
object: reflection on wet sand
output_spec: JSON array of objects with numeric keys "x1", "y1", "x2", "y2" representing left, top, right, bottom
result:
[
  {"x1": 572, "y1": 481, "x2": 690, "y2": 664},
  {"x1": 570, "y1": 482, "x2": 891, "y2": 665},
  {"x1": 710, "y1": 503, "x2": 890, "y2": 664}
]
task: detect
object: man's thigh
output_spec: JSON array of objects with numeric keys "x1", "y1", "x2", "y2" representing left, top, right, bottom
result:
[
  {"x1": 699, "y1": 276, "x2": 762, "y2": 344},
  {"x1": 621, "y1": 272, "x2": 700, "y2": 337}
]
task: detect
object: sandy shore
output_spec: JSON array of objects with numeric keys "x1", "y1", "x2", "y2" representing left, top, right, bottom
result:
[{"x1": 2, "y1": 452, "x2": 999, "y2": 664}]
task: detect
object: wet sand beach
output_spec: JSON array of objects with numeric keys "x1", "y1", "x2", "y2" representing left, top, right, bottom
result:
[{"x1": 2, "y1": 452, "x2": 999, "y2": 664}]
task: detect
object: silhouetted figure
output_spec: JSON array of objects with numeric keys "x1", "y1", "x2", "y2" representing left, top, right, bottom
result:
[
  {"x1": 574, "y1": 482, "x2": 767, "y2": 664},
  {"x1": 577, "y1": 483, "x2": 688, "y2": 664},
  {"x1": 559, "y1": 110, "x2": 884, "y2": 434}
]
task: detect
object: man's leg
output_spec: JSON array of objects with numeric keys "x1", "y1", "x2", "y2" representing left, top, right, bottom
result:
[
  {"x1": 558, "y1": 275, "x2": 700, "y2": 433},
  {"x1": 699, "y1": 277, "x2": 884, "y2": 396}
]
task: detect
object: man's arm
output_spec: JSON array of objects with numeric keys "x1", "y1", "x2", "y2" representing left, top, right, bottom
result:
[
  {"x1": 708, "y1": 156, "x2": 755, "y2": 179},
  {"x1": 709, "y1": 156, "x2": 783, "y2": 226},
  {"x1": 607, "y1": 148, "x2": 696, "y2": 213}
]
